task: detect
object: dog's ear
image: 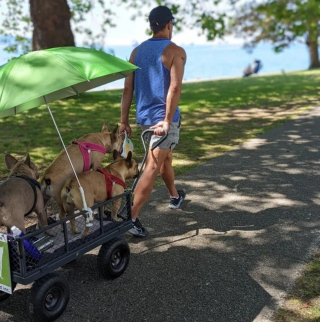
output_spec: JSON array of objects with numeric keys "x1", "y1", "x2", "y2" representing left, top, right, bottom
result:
[
  {"x1": 30, "y1": 161, "x2": 40, "y2": 179},
  {"x1": 5, "y1": 154, "x2": 18, "y2": 170},
  {"x1": 110, "y1": 124, "x2": 120, "y2": 142},
  {"x1": 126, "y1": 151, "x2": 133, "y2": 166},
  {"x1": 113, "y1": 149, "x2": 122, "y2": 160},
  {"x1": 112, "y1": 124, "x2": 119, "y2": 134},
  {"x1": 101, "y1": 124, "x2": 110, "y2": 133},
  {"x1": 24, "y1": 155, "x2": 40, "y2": 179},
  {"x1": 24, "y1": 153, "x2": 31, "y2": 167}
]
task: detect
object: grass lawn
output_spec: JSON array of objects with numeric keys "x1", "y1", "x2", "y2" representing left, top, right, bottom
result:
[
  {"x1": 1, "y1": 69, "x2": 319, "y2": 178},
  {"x1": 273, "y1": 248, "x2": 320, "y2": 321},
  {"x1": 1, "y1": 69, "x2": 320, "y2": 320}
]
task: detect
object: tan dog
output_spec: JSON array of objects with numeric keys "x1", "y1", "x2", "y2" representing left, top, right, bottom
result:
[
  {"x1": 61, "y1": 150, "x2": 139, "y2": 237},
  {"x1": 0, "y1": 154, "x2": 53, "y2": 235},
  {"x1": 41, "y1": 124, "x2": 123, "y2": 220}
]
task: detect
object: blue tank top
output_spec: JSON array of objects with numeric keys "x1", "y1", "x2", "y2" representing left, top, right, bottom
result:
[{"x1": 134, "y1": 38, "x2": 180, "y2": 125}]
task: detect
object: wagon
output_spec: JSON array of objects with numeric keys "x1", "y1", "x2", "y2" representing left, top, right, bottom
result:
[
  {"x1": 1, "y1": 191, "x2": 132, "y2": 321},
  {"x1": 0, "y1": 46, "x2": 168, "y2": 321},
  {"x1": 0, "y1": 129, "x2": 164, "y2": 321}
]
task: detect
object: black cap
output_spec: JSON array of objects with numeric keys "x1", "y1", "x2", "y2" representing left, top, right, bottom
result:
[{"x1": 149, "y1": 6, "x2": 174, "y2": 25}]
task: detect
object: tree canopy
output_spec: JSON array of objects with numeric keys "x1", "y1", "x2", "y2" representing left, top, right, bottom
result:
[
  {"x1": 229, "y1": 0, "x2": 320, "y2": 68},
  {"x1": 0, "y1": 0, "x2": 227, "y2": 54},
  {"x1": 1, "y1": 0, "x2": 319, "y2": 69}
]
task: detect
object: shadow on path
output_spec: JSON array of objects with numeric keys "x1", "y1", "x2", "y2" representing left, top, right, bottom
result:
[{"x1": 1, "y1": 107, "x2": 320, "y2": 321}]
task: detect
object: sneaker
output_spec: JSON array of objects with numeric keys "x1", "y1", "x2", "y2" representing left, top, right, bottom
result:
[
  {"x1": 129, "y1": 218, "x2": 146, "y2": 237},
  {"x1": 169, "y1": 189, "x2": 186, "y2": 209}
]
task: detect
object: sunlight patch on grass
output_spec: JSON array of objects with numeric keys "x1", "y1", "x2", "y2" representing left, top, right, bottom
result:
[
  {"x1": 0, "y1": 70, "x2": 320, "y2": 181},
  {"x1": 274, "y1": 249, "x2": 320, "y2": 321},
  {"x1": 274, "y1": 300, "x2": 320, "y2": 321}
]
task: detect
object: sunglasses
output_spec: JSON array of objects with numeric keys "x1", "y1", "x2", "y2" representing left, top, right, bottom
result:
[{"x1": 171, "y1": 18, "x2": 176, "y2": 26}]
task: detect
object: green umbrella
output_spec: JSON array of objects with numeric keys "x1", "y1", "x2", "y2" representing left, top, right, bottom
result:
[
  {"x1": 0, "y1": 46, "x2": 138, "y2": 225},
  {"x1": 0, "y1": 46, "x2": 138, "y2": 118}
]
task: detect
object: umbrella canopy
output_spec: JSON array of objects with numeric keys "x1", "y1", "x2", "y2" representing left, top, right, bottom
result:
[{"x1": 0, "y1": 46, "x2": 138, "y2": 118}]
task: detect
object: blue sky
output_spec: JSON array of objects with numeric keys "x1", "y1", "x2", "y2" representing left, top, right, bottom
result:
[
  {"x1": 82, "y1": 2, "x2": 239, "y2": 46},
  {"x1": 78, "y1": 4, "x2": 209, "y2": 46},
  {"x1": 0, "y1": 1, "x2": 239, "y2": 48}
]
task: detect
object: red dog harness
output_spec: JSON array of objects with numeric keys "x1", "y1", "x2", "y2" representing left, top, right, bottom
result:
[
  {"x1": 97, "y1": 168, "x2": 126, "y2": 199},
  {"x1": 72, "y1": 140, "x2": 107, "y2": 172}
]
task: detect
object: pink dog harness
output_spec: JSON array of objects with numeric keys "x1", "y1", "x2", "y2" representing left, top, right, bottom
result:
[
  {"x1": 72, "y1": 140, "x2": 107, "y2": 172},
  {"x1": 97, "y1": 168, "x2": 126, "y2": 199}
]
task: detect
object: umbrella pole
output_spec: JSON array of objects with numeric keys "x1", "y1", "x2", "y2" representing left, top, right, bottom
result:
[{"x1": 45, "y1": 103, "x2": 93, "y2": 227}]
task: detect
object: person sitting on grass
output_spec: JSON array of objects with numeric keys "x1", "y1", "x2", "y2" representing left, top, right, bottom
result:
[{"x1": 243, "y1": 60, "x2": 262, "y2": 77}]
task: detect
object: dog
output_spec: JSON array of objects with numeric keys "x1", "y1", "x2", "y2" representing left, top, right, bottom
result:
[
  {"x1": 0, "y1": 153, "x2": 53, "y2": 235},
  {"x1": 61, "y1": 150, "x2": 139, "y2": 237},
  {"x1": 41, "y1": 124, "x2": 123, "y2": 221}
]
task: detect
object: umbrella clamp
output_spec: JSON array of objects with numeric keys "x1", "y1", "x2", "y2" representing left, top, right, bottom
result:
[{"x1": 84, "y1": 207, "x2": 93, "y2": 227}]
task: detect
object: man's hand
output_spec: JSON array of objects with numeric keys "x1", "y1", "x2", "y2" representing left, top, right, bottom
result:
[
  {"x1": 150, "y1": 121, "x2": 170, "y2": 136},
  {"x1": 119, "y1": 123, "x2": 132, "y2": 138}
]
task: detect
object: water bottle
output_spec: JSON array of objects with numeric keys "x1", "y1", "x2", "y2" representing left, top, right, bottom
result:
[{"x1": 10, "y1": 226, "x2": 41, "y2": 260}]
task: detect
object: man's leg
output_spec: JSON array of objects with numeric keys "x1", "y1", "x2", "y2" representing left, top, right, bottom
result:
[
  {"x1": 131, "y1": 147, "x2": 171, "y2": 220},
  {"x1": 160, "y1": 151, "x2": 178, "y2": 197},
  {"x1": 160, "y1": 149, "x2": 186, "y2": 210}
]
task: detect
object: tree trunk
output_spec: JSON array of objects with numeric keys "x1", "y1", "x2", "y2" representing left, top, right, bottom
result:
[
  {"x1": 306, "y1": 29, "x2": 320, "y2": 69},
  {"x1": 29, "y1": 0, "x2": 75, "y2": 51}
]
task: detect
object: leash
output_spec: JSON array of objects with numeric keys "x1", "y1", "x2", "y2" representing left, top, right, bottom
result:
[
  {"x1": 72, "y1": 140, "x2": 107, "y2": 172},
  {"x1": 97, "y1": 168, "x2": 126, "y2": 199},
  {"x1": 13, "y1": 175, "x2": 41, "y2": 216}
]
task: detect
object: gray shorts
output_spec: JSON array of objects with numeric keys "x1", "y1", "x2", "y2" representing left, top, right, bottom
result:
[{"x1": 141, "y1": 120, "x2": 180, "y2": 150}]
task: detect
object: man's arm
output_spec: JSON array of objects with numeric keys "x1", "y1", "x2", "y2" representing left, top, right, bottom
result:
[
  {"x1": 151, "y1": 45, "x2": 186, "y2": 135},
  {"x1": 164, "y1": 46, "x2": 186, "y2": 124},
  {"x1": 120, "y1": 48, "x2": 137, "y2": 137}
]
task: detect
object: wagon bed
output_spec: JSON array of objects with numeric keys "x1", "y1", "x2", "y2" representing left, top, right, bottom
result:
[{"x1": 8, "y1": 191, "x2": 132, "y2": 285}]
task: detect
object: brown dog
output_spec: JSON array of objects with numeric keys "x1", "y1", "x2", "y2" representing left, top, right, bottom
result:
[
  {"x1": 41, "y1": 124, "x2": 123, "y2": 220},
  {"x1": 0, "y1": 153, "x2": 52, "y2": 235},
  {"x1": 61, "y1": 150, "x2": 139, "y2": 237}
]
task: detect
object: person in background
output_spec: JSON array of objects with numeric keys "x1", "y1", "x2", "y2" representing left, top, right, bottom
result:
[
  {"x1": 120, "y1": 5, "x2": 187, "y2": 237},
  {"x1": 243, "y1": 59, "x2": 262, "y2": 77}
]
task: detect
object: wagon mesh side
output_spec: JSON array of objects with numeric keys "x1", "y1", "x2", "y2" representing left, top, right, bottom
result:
[{"x1": 6, "y1": 191, "x2": 132, "y2": 283}]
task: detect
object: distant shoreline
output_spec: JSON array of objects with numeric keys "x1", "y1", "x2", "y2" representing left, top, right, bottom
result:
[{"x1": 91, "y1": 69, "x2": 304, "y2": 92}]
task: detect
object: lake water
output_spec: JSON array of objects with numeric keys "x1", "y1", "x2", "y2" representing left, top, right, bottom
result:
[
  {"x1": 98, "y1": 42, "x2": 309, "y2": 90},
  {"x1": 0, "y1": 42, "x2": 309, "y2": 90}
]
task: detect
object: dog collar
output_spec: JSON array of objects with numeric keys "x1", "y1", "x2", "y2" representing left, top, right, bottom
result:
[
  {"x1": 72, "y1": 140, "x2": 107, "y2": 172},
  {"x1": 97, "y1": 168, "x2": 126, "y2": 199}
]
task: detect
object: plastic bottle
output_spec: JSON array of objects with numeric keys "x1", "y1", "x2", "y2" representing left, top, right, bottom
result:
[{"x1": 10, "y1": 226, "x2": 41, "y2": 260}]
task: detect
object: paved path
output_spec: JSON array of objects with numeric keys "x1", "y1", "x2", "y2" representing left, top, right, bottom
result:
[{"x1": 1, "y1": 106, "x2": 320, "y2": 321}]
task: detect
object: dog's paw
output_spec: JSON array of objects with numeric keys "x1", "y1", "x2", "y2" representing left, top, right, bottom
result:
[
  {"x1": 112, "y1": 216, "x2": 122, "y2": 222},
  {"x1": 82, "y1": 228, "x2": 90, "y2": 238},
  {"x1": 46, "y1": 229, "x2": 57, "y2": 237}
]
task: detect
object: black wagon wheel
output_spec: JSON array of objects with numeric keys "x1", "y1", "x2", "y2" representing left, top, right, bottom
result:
[
  {"x1": 0, "y1": 282, "x2": 16, "y2": 302},
  {"x1": 97, "y1": 237, "x2": 130, "y2": 279},
  {"x1": 28, "y1": 272, "x2": 70, "y2": 322}
]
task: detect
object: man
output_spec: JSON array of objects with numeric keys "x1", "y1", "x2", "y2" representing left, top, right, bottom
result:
[{"x1": 120, "y1": 5, "x2": 187, "y2": 237}]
